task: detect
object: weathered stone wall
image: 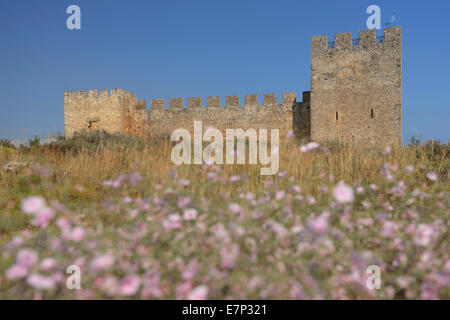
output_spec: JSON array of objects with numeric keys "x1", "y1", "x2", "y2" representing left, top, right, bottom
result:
[
  {"x1": 64, "y1": 89, "x2": 148, "y2": 138},
  {"x1": 148, "y1": 92, "x2": 310, "y2": 140},
  {"x1": 310, "y1": 26, "x2": 402, "y2": 146},
  {"x1": 64, "y1": 89, "x2": 311, "y2": 141}
]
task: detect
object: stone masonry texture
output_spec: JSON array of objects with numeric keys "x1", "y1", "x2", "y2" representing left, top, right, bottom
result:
[
  {"x1": 310, "y1": 26, "x2": 402, "y2": 145},
  {"x1": 64, "y1": 27, "x2": 402, "y2": 146}
]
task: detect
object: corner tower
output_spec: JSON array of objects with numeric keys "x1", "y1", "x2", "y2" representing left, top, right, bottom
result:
[
  {"x1": 64, "y1": 89, "x2": 148, "y2": 138},
  {"x1": 310, "y1": 26, "x2": 402, "y2": 146}
]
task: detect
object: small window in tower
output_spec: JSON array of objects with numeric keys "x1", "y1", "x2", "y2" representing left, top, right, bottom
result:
[
  {"x1": 88, "y1": 120, "x2": 99, "y2": 130},
  {"x1": 336, "y1": 111, "x2": 339, "y2": 121},
  {"x1": 342, "y1": 39, "x2": 345, "y2": 46},
  {"x1": 370, "y1": 109, "x2": 374, "y2": 119},
  {"x1": 366, "y1": 37, "x2": 369, "y2": 44}
]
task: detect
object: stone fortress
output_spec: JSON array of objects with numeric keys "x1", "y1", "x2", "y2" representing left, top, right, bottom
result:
[{"x1": 64, "y1": 27, "x2": 402, "y2": 146}]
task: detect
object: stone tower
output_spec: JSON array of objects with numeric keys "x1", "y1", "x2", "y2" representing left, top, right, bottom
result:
[
  {"x1": 310, "y1": 26, "x2": 402, "y2": 146},
  {"x1": 64, "y1": 89, "x2": 148, "y2": 138}
]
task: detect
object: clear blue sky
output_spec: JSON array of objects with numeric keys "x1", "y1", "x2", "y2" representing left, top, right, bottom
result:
[{"x1": 0, "y1": 0, "x2": 449, "y2": 142}]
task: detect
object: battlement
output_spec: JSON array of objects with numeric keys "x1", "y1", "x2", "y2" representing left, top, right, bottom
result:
[
  {"x1": 149, "y1": 92, "x2": 299, "y2": 112},
  {"x1": 64, "y1": 88, "x2": 136, "y2": 99},
  {"x1": 311, "y1": 26, "x2": 401, "y2": 52}
]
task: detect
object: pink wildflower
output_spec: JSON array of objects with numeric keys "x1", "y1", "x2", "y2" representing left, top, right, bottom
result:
[
  {"x1": 308, "y1": 216, "x2": 329, "y2": 235},
  {"x1": 31, "y1": 206, "x2": 55, "y2": 228},
  {"x1": 67, "y1": 227, "x2": 86, "y2": 242},
  {"x1": 40, "y1": 258, "x2": 58, "y2": 271},
  {"x1": 17, "y1": 249, "x2": 38, "y2": 267},
  {"x1": 229, "y1": 175, "x2": 240, "y2": 183},
  {"x1": 220, "y1": 244, "x2": 240, "y2": 269},
  {"x1": 187, "y1": 285, "x2": 209, "y2": 300},
  {"x1": 128, "y1": 172, "x2": 142, "y2": 186},
  {"x1": 119, "y1": 275, "x2": 141, "y2": 296},
  {"x1": 332, "y1": 181, "x2": 354, "y2": 204},
  {"x1": 414, "y1": 224, "x2": 434, "y2": 247},
  {"x1": 381, "y1": 221, "x2": 398, "y2": 238},
  {"x1": 183, "y1": 208, "x2": 198, "y2": 221},
  {"x1": 6, "y1": 264, "x2": 28, "y2": 280},
  {"x1": 177, "y1": 197, "x2": 191, "y2": 208},
  {"x1": 426, "y1": 171, "x2": 437, "y2": 182},
  {"x1": 91, "y1": 255, "x2": 115, "y2": 272},
  {"x1": 27, "y1": 273, "x2": 55, "y2": 290},
  {"x1": 20, "y1": 196, "x2": 46, "y2": 215},
  {"x1": 228, "y1": 203, "x2": 242, "y2": 214},
  {"x1": 275, "y1": 190, "x2": 286, "y2": 200},
  {"x1": 163, "y1": 214, "x2": 182, "y2": 230}
]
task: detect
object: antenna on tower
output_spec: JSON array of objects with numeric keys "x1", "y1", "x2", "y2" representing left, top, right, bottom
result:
[{"x1": 385, "y1": 14, "x2": 397, "y2": 26}]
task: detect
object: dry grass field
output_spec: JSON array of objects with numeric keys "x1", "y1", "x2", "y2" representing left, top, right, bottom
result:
[{"x1": 0, "y1": 131, "x2": 448, "y2": 299}]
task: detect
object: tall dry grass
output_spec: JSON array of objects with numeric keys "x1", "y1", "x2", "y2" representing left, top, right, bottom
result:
[{"x1": 1, "y1": 133, "x2": 448, "y2": 201}]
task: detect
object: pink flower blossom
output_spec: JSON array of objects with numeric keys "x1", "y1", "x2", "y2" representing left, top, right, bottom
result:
[
  {"x1": 66, "y1": 227, "x2": 86, "y2": 242},
  {"x1": 31, "y1": 207, "x2": 55, "y2": 228},
  {"x1": 56, "y1": 217, "x2": 71, "y2": 231},
  {"x1": 187, "y1": 285, "x2": 209, "y2": 300},
  {"x1": 17, "y1": 249, "x2": 38, "y2": 267},
  {"x1": 177, "y1": 197, "x2": 191, "y2": 208},
  {"x1": 381, "y1": 221, "x2": 398, "y2": 238},
  {"x1": 308, "y1": 216, "x2": 329, "y2": 235},
  {"x1": 40, "y1": 258, "x2": 58, "y2": 271},
  {"x1": 228, "y1": 203, "x2": 242, "y2": 214},
  {"x1": 119, "y1": 275, "x2": 141, "y2": 296},
  {"x1": 128, "y1": 172, "x2": 142, "y2": 186},
  {"x1": 91, "y1": 255, "x2": 115, "y2": 272},
  {"x1": 384, "y1": 146, "x2": 391, "y2": 156},
  {"x1": 177, "y1": 179, "x2": 191, "y2": 187},
  {"x1": 220, "y1": 244, "x2": 240, "y2": 269},
  {"x1": 122, "y1": 197, "x2": 133, "y2": 204},
  {"x1": 229, "y1": 175, "x2": 240, "y2": 183},
  {"x1": 163, "y1": 214, "x2": 182, "y2": 230},
  {"x1": 426, "y1": 171, "x2": 437, "y2": 182},
  {"x1": 20, "y1": 196, "x2": 46, "y2": 215},
  {"x1": 356, "y1": 186, "x2": 365, "y2": 195},
  {"x1": 362, "y1": 201, "x2": 371, "y2": 209},
  {"x1": 27, "y1": 273, "x2": 55, "y2": 290},
  {"x1": 6, "y1": 264, "x2": 28, "y2": 280},
  {"x1": 7, "y1": 236, "x2": 24, "y2": 249},
  {"x1": 305, "y1": 196, "x2": 316, "y2": 205},
  {"x1": 414, "y1": 224, "x2": 434, "y2": 247},
  {"x1": 332, "y1": 181, "x2": 354, "y2": 204},
  {"x1": 101, "y1": 277, "x2": 119, "y2": 296},
  {"x1": 129, "y1": 209, "x2": 139, "y2": 218},
  {"x1": 275, "y1": 190, "x2": 286, "y2": 200},
  {"x1": 300, "y1": 142, "x2": 320, "y2": 153},
  {"x1": 306, "y1": 142, "x2": 320, "y2": 150},
  {"x1": 183, "y1": 208, "x2": 198, "y2": 221}
]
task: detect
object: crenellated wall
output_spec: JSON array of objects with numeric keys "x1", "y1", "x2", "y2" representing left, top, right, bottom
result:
[
  {"x1": 148, "y1": 92, "x2": 310, "y2": 140},
  {"x1": 64, "y1": 90, "x2": 311, "y2": 141}
]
